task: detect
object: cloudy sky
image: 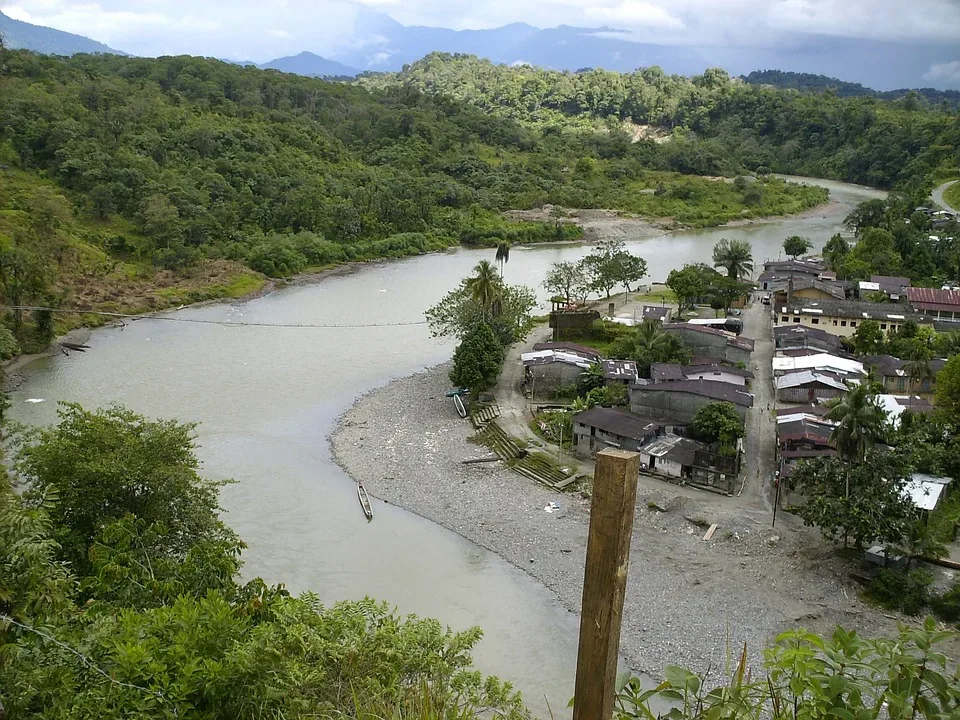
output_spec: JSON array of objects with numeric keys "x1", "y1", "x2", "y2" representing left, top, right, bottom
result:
[{"x1": 3, "y1": 0, "x2": 960, "y2": 64}]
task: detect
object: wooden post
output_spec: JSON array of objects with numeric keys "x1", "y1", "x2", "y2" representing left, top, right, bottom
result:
[{"x1": 573, "y1": 448, "x2": 641, "y2": 720}]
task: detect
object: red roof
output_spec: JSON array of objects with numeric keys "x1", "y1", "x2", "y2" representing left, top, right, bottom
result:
[{"x1": 906, "y1": 287, "x2": 960, "y2": 311}]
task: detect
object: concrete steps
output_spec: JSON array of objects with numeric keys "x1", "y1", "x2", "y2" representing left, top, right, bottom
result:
[
  {"x1": 474, "y1": 420, "x2": 576, "y2": 491},
  {"x1": 471, "y1": 403, "x2": 501, "y2": 431}
]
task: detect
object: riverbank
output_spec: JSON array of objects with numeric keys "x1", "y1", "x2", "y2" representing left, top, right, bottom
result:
[{"x1": 330, "y1": 363, "x2": 922, "y2": 679}]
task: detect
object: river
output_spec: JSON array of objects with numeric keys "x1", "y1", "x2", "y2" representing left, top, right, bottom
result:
[{"x1": 8, "y1": 177, "x2": 883, "y2": 717}]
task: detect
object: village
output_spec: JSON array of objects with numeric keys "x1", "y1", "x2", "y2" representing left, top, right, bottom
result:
[{"x1": 455, "y1": 243, "x2": 960, "y2": 579}]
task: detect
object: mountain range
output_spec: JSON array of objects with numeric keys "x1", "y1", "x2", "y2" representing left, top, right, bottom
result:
[{"x1": 1, "y1": 9, "x2": 958, "y2": 90}]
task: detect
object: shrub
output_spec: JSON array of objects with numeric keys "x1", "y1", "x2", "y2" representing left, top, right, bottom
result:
[
  {"x1": 867, "y1": 568, "x2": 933, "y2": 616},
  {"x1": 932, "y1": 580, "x2": 960, "y2": 623},
  {"x1": 0, "y1": 324, "x2": 20, "y2": 360}
]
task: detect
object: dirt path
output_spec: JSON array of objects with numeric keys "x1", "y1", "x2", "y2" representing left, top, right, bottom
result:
[
  {"x1": 740, "y1": 298, "x2": 777, "y2": 514},
  {"x1": 492, "y1": 326, "x2": 554, "y2": 445},
  {"x1": 931, "y1": 181, "x2": 958, "y2": 212}
]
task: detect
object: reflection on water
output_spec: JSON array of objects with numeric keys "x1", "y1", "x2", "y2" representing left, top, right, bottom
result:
[{"x1": 7, "y1": 177, "x2": 882, "y2": 717}]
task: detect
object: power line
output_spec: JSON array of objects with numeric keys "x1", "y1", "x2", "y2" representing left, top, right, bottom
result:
[
  {"x1": 0, "y1": 305, "x2": 428, "y2": 329},
  {"x1": 0, "y1": 613, "x2": 170, "y2": 708}
]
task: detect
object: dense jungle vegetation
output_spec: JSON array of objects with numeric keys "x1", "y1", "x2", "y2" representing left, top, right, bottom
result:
[
  {"x1": 0, "y1": 49, "x2": 832, "y2": 348},
  {"x1": 360, "y1": 54, "x2": 960, "y2": 191}
]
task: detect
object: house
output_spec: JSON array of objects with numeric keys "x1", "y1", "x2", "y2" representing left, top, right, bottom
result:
[
  {"x1": 861, "y1": 354, "x2": 947, "y2": 396},
  {"x1": 630, "y1": 379, "x2": 754, "y2": 422},
  {"x1": 641, "y1": 305, "x2": 672, "y2": 323},
  {"x1": 601, "y1": 359, "x2": 638, "y2": 385},
  {"x1": 871, "y1": 275, "x2": 911, "y2": 300},
  {"x1": 532, "y1": 342, "x2": 601, "y2": 362},
  {"x1": 775, "y1": 370, "x2": 849, "y2": 403},
  {"x1": 661, "y1": 323, "x2": 755, "y2": 365},
  {"x1": 522, "y1": 348, "x2": 594, "y2": 396},
  {"x1": 571, "y1": 407, "x2": 663, "y2": 457},
  {"x1": 906, "y1": 287, "x2": 960, "y2": 323},
  {"x1": 904, "y1": 474, "x2": 951, "y2": 513},
  {"x1": 876, "y1": 394, "x2": 935, "y2": 423},
  {"x1": 774, "y1": 299, "x2": 928, "y2": 337},
  {"x1": 639, "y1": 433, "x2": 741, "y2": 494},
  {"x1": 638, "y1": 434, "x2": 703, "y2": 479},
  {"x1": 649, "y1": 362, "x2": 753, "y2": 387},
  {"x1": 772, "y1": 277, "x2": 846, "y2": 305},
  {"x1": 773, "y1": 325, "x2": 843, "y2": 353},
  {"x1": 757, "y1": 259, "x2": 827, "y2": 291},
  {"x1": 777, "y1": 415, "x2": 835, "y2": 455},
  {"x1": 772, "y1": 353, "x2": 865, "y2": 380}
]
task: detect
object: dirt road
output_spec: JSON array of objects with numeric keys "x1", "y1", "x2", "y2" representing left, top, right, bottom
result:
[{"x1": 740, "y1": 298, "x2": 777, "y2": 514}]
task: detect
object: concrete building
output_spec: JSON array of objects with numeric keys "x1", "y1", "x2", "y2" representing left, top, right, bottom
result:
[
  {"x1": 861, "y1": 354, "x2": 947, "y2": 397},
  {"x1": 571, "y1": 407, "x2": 663, "y2": 457},
  {"x1": 638, "y1": 434, "x2": 702, "y2": 479},
  {"x1": 772, "y1": 353, "x2": 865, "y2": 380},
  {"x1": 522, "y1": 348, "x2": 594, "y2": 397},
  {"x1": 649, "y1": 362, "x2": 753, "y2": 387},
  {"x1": 772, "y1": 277, "x2": 846, "y2": 305},
  {"x1": 906, "y1": 287, "x2": 960, "y2": 323},
  {"x1": 773, "y1": 325, "x2": 844, "y2": 353},
  {"x1": 630, "y1": 379, "x2": 754, "y2": 422},
  {"x1": 775, "y1": 371, "x2": 848, "y2": 404},
  {"x1": 661, "y1": 323, "x2": 755, "y2": 365},
  {"x1": 641, "y1": 305, "x2": 672, "y2": 323},
  {"x1": 774, "y1": 299, "x2": 927, "y2": 338}
]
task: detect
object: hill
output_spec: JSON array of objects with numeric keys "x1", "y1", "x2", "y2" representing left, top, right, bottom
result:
[
  {"x1": 0, "y1": 49, "x2": 833, "y2": 348},
  {"x1": 359, "y1": 53, "x2": 960, "y2": 190},
  {"x1": 0, "y1": 10, "x2": 121, "y2": 55},
  {"x1": 743, "y1": 70, "x2": 960, "y2": 107},
  {"x1": 260, "y1": 51, "x2": 358, "y2": 78}
]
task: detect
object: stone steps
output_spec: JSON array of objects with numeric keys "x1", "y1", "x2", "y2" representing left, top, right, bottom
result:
[{"x1": 474, "y1": 420, "x2": 576, "y2": 492}]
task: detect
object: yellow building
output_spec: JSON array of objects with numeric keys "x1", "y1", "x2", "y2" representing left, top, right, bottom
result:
[{"x1": 774, "y1": 299, "x2": 929, "y2": 338}]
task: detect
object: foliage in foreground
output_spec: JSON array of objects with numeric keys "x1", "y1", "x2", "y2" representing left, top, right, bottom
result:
[
  {"x1": 0, "y1": 403, "x2": 527, "y2": 719},
  {"x1": 615, "y1": 621, "x2": 959, "y2": 720}
]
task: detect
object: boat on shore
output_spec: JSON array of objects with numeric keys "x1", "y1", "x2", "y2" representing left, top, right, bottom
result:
[{"x1": 357, "y1": 482, "x2": 373, "y2": 520}]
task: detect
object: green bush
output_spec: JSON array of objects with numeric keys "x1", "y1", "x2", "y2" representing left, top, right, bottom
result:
[
  {"x1": 932, "y1": 580, "x2": 960, "y2": 623},
  {"x1": 867, "y1": 568, "x2": 933, "y2": 616},
  {"x1": 0, "y1": 324, "x2": 21, "y2": 360}
]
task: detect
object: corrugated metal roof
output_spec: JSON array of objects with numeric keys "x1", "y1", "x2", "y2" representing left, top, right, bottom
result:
[
  {"x1": 573, "y1": 407, "x2": 661, "y2": 440},
  {"x1": 903, "y1": 475, "x2": 950, "y2": 511},
  {"x1": 775, "y1": 371, "x2": 849, "y2": 391},
  {"x1": 772, "y1": 353, "x2": 865, "y2": 376},
  {"x1": 906, "y1": 286, "x2": 960, "y2": 310}
]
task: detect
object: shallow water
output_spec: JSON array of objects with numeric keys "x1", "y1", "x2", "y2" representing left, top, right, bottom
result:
[{"x1": 8, "y1": 176, "x2": 883, "y2": 717}]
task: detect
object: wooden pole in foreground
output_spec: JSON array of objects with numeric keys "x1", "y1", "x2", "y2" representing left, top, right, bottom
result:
[{"x1": 573, "y1": 448, "x2": 641, "y2": 720}]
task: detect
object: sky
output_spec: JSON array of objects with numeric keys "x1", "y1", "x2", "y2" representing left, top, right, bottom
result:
[{"x1": 2, "y1": 0, "x2": 959, "y2": 65}]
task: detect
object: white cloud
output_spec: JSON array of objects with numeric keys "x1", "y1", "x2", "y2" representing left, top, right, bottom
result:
[
  {"x1": 586, "y1": 1, "x2": 683, "y2": 29},
  {"x1": 268, "y1": 29, "x2": 293, "y2": 38},
  {"x1": 923, "y1": 60, "x2": 960, "y2": 86}
]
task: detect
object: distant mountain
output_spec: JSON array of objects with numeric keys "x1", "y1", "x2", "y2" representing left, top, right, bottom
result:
[
  {"x1": 328, "y1": 12, "x2": 959, "y2": 91},
  {"x1": 259, "y1": 51, "x2": 359, "y2": 78},
  {"x1": 0, "y1": 10, "x2": 122, "y2": 55},
  {"x1": 743, "y1": 70, "x2": 960, "y2": 107}
]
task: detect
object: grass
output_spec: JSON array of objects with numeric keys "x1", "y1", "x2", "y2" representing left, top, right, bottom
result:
[
  {"x1": 631, "y1": 285, "x2": 678, "y2": 305},
  {"x1": 943, "y1": 181, "x2": 960, "y2": 212}
]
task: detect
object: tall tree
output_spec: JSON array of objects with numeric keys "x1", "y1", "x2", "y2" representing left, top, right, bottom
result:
[
  {"x1": 465, "y1": 259, "x2": 502, "y2": 319},
  {"x1": 783, "y1": 235, "x2": 812, "y2": 259},
  {"x1": 495, "y1": 242, "x2": 510, "y2": 279},
  {"x1": 712, "y1": 238, "x2": 754, "y2": 281},
  {"x1": 543, "y1": 260, "x2": 588, "y2": 304},
  {"x1": 934, "y1": 355, "x2": 960, "y2": 427},
  {"x1": 825, "y1": 382, "x2": 887, "y2": 511}
]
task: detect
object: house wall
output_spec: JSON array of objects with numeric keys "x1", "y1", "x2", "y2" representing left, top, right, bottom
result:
[
  {"x1": 882, "y1": 375, "x2": 936, "y2": 396},
  {"x1": 630, "y1": 387, "x2": 749, "y2": 423},
  {"x1": 572, "y1": 423, "x2": 653, "y2": 458},
  {"x1": 916, "y1": 308, "x2": 960, "y2": 322},
  {"x1": 665, "y1": 327, "x2": 752, "y2": 365},
  {"x1": 773, "y1": 312, "x2": 925, "y2": 338},
  {"x1": 526, "y1": 363, "x2": 584, "y2": 397},
  {"x1": 776, "y1": 386, "x2": 845, "y2": 404},
  {"x1": 774, "y1": 287, "x2": 839, "y2": 305},
  {"x1": 654, "y1": 457, "x2": 684, "y2": 478}
]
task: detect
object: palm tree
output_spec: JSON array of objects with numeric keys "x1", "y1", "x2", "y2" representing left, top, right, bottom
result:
[
  {"x1": 495, "y1": 242, "x2": 510, "y2": 279},
  {"x1": 465, "y1": 260, "x2": 502, "y2": 319},
  {"x1": 903, "y1": 352, "x2": 933, "y2": 409},
  {"x1": 712, "y1": 238, "x2": 754, "y2": 281},
  {"x1": 826, "y1": 381, "x2": 886, "y2": 479},
  {"x1": 635, "y1": 320, "x2": 671, "y2": 355}
]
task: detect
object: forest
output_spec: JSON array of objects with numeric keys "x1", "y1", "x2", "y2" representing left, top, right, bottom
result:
[
  {"x1": 361, "y1": 53, "x2": 960, "y2": 191},
  {"x1": 0, "y1": 49, "x2": 831, "y2": 349}
]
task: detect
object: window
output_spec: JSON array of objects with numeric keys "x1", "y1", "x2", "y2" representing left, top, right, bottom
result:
[
  {"x1": 793, "y1": 317, "x2": 801, "y2": 323},
  {"x1": 811, "y1": 318, "x2": 819, "y2": 324},
  {"x1": 833, "y1": 320, "x2": 838, "y2": 326},
  {"x1": 841, "y1": 320, "x2": 847, "y2": 327},
  {"x1": 850, "y1": 321, "x2": 857, "y2": 328},
  {"x1": 781, "y1": 315, "x2": 789, "y2": 322},
  {"x1": 880, "y1": 323, "x2": 887, "y2": 330}
]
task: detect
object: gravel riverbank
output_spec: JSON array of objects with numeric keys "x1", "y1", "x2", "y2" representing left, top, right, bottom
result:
[{"x1": 330, "y1": 364, "x2": 924, "y2": 678}]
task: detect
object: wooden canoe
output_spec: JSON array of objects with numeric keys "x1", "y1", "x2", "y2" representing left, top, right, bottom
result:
[{"x1": 357, "y1": 482, "x2": 373, "y2": 521}]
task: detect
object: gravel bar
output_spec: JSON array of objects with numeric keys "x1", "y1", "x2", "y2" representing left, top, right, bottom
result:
[{"x1": 330, "y1": 363, "x2": 923, "y2": 678}]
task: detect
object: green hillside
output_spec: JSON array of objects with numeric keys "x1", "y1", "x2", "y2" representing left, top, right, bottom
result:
[
  {"x1": 360, "y1": 53, "x2": 960, "y2": 192},
  {"x1": 0, "y1": 48, "x2": 831, "y2": 351}
]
